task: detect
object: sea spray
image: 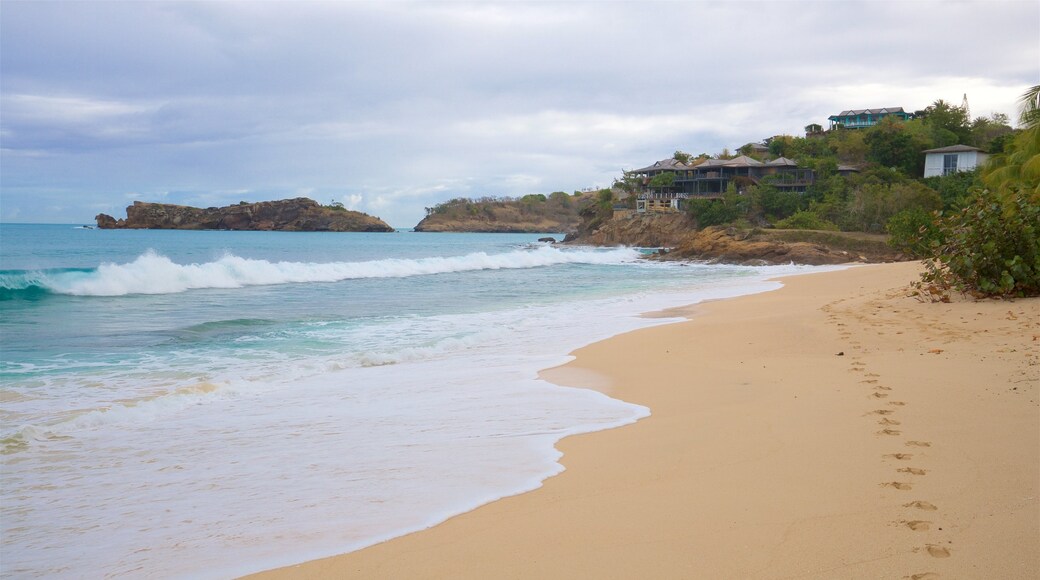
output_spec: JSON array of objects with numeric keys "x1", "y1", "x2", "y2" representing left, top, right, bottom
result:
[{"x1": 2, "y1": 246, "x2": 642, "y2": 297}]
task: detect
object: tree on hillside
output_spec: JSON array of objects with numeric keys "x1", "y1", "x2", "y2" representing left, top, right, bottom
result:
[
  {"x1": 864, "y1": 116, "x2": 932, "y2": 176},
  {"x1": 766, "y1": 135, "x2": 794, "y2": 158},
  {"x1": 921, "y1": 99, "x2": 971, "y2": 146},
  {"x1": 673, "y1": 150, "x2": 692, "y2": 164},
  {"x1": 970, "y1": 113, "x2": 1013, "y2": 151},
  {"x1": 916, "y1": 89, "x2": 1040, "y2": 298}
]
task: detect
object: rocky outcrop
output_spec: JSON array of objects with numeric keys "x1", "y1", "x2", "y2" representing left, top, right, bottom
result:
[
  {"x1": 95, "y1": 198, "x2": 394, "y2": 232},
  {"x1": 565, "y1": 212, "x2": 906, "y2": 265},
  {"x1": 664, "y1": 226, "x2": 903, "y2": 265},
  {"x1": 564, "y1": 212, "x2": 693, "y2": 247}
]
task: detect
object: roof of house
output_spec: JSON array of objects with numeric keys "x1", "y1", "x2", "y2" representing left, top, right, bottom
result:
[
  {"x1": 719, "y1": 155, "x2": 764, "y2": 167},
  {"x1": 837, "y1": 164, "x2": 861, "y2": 173},
  {"x1": 921, "y1": 144, "x2": 985, "y2": 154},
  {"x1": 828, "y1": 107, "x2": 907, "y2": 119},
  {"x1": 629, "y1": 158, "x2": 690, "y2": 173},
  {"x1": 766, "y1": 157, "x2": 799, "y2": 167}
]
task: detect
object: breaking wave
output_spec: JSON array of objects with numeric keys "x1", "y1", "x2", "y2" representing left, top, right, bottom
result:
[{"x1": 0, "y1": 246, "x2": 642, "y2": 297}]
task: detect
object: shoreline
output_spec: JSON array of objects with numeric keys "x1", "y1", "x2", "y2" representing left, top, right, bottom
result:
[{"x1": 247, "y1": 261, "x2": 1038, "y2": 579}]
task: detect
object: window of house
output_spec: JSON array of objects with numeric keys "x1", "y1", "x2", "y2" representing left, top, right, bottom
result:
[{"x1": 943, "y1": 154, "x2": 958, "y2": 175}]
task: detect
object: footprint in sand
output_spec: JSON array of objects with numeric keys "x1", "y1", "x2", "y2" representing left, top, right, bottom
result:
[
  {"x1": 869, "y1": 409, "x2": 894, "y2": 415},
  {"x1": 888, "y1": 401, "x2": 907, "y2": 406},
  {"x1": 898, "y1": 467, "x2": 928, "y2": 476},
  {"x1": 904, "y1": 500, "x2": 938, "y2": 511},
  {"x1": 881, "y1": 481, "x2": 913, "y2": 490},
  {"x1": 865, "y1": 372, "x2": 881, "y2": 377},
  {"x1": 878, "y1": 418, "x2": 901, "y2": 426},
  {"x1": 926, "y1": 544, "x2": 951, "y2": 558},
  {"x1": 877, "y1": 428, "x2": 902, "y2": 436},
  {"x1": 862, "y1": 379, "x2": 879, "y2": 384},
  {"x1": 871, "y1": 392, "x2": 889, "y2": 399},
  {"x1": 903, "y1": 520, "x2": 932, "y2": 531},
  {"x1": 874, "y1": 385, "x2": 893, "y2": 391},
  {"x1": 906, "y1": 441, "x2": 932, "y2": 447},
  {"x1": 907, "y1": 573, "x2": 941, "y2": 580},
  {"x1": 884, "y1": 453, "x2": 914, "y2": 461}
]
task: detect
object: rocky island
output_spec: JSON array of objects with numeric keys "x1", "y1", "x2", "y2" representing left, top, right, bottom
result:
[
  {"x1": 95, "y1": 198, "x2": 394, "y2": 232},
  {"x1": 413, "y1": 193, "x2": 586, "y2": 233}
]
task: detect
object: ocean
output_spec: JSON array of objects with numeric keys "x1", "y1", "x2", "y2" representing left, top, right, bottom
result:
[{"x1": 0, "y1": 224, "x2": 830, "y2": 578}]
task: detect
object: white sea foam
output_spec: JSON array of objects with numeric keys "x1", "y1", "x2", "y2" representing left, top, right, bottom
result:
[
  {"x1": 1, "y1": 241, "x2": 841, "y2": 579},
  {"x1": 40, "y1": 246, "x2": 642, "y2": 296}
]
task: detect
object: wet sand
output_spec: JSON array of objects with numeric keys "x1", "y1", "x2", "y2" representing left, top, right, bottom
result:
[{"x1": 248, "y1": 261, "x2": 1038, "y2": 579}]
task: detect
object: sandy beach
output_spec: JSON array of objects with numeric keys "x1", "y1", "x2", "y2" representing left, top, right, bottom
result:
[{"x1": 249, "y1": 261, "x2": 1038, "y2": 579}]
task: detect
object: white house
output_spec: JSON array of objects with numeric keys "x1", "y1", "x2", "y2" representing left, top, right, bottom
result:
[{"x1": 922, "y1": 145, "x2": 989, "y2": 178}]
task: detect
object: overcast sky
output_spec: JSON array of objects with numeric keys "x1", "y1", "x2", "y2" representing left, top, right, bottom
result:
[{"x1": 2, "y1": 1, "x2": 1037, "y2": 227}]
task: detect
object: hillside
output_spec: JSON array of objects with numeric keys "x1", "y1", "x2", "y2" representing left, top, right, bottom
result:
[
  {"x1": 413, "y1": 193, "x2": 586, "y2": 233},
  {"x1": 95, "y1": 198, "x2": 394, "y2": 232}
]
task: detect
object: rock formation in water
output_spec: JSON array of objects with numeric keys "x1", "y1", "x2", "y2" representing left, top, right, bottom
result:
[
  {"x1": 95, "y1": 198, "x2": 394, "y2": 232},
  {"x1": 565, "y1": 212, "x2": 906, "y2": 265}
]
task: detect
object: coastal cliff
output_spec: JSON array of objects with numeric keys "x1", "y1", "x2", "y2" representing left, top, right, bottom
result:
[
  {"x1": 95, "y1": 198, "x2": 394, "y2": 232},
  {"x1": 566, "y1": 212, "x2": 905, "y2": 265}
]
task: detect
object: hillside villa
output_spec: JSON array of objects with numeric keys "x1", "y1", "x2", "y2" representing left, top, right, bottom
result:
[
  {"x1": 827, "y1": 107, "x2": 912, "y2": 129},
  {"x1": 628, "y1": 155, "x2": 815, "y2": 213},
  {"x1": 922, "y1": 144, "x2": 989, "y2": 177}
]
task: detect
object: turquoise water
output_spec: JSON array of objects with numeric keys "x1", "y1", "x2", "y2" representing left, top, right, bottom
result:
[{"x1": 1, "y1": 224, "x2": 829, "y2": 578}]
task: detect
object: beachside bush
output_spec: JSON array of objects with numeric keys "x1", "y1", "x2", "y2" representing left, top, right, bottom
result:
[
  {"x1": 916, "y1": 188, "x2": 1039, "y2": 298},
  {"x1": 886, "y1": 206, "x2": 939, "y2": 256},
  {"x1": 775, "y1": 210, "x2": 839, "y2": 231},
  {"x1": 916, "y1": 115, "x2": 1040, "y2": 299}
]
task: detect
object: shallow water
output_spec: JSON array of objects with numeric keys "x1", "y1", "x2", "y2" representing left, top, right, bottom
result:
[{"x1": 0, "y1": 224, "x2": 830, "y2": 578}]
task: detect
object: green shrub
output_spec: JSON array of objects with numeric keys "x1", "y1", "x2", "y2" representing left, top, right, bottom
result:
[
  {"x1": 886, "y1": 207, "x2": 939, "y2": 256},
  {"x1": 917, "y1": 188, "x2": 1040, "y2": 298},
  {"x1": 775, "y1": 210, "x2": 839, "y2": 231}
]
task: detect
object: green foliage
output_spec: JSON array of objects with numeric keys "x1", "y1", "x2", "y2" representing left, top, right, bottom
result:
[
  {"x1": 921, "y1": 99, "x2": 971, "y2": 145},
  {"x1": 775, "y1": 210, "x2": 838, "y2": 231},
  {"x1": 863, "y1": 117, "x2": 932, "y2": 176},
  {"x1": 886, "y1": 206, "x2": 939, "y2": 256},
  {"x1": 520, "y1": 193, "x2": 547, "y2": 204},
  {"x1": 843, "y1": 180, "x2": 941, "y2": 233},
  {"x1": 1017, "y1": 85, "x2": 1040, "y2": 128},
  {"x1": 970, "y1": 113, "x2": 1013, "y2": 151},
  {"x1": 648, "y1": 172, "x2": 676, "y2": 189},
  {"x1": 917, "y1": 111, "x2": 1040, "y2": 298},
  {"x1": 686, "y1": 189, "x2": 748, "y2": 228},
  {"x1": 766, "y1": 135, "x2": 794, "y2": 158},
  {"x1": 917, "y1": 188, "x2": 1040, "y2": 298},
  {"x1": 673, "y1": 150, "x2": 692, "y2": 164},
  {"x1": 751, "y1": 185, "x2": 803, "y2": 221},
  {"x1": 922, "y1": 169, "x2": 980, "y2": 209}
]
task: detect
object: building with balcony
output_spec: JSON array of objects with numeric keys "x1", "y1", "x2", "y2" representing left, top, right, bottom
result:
[
  {"x1": 827, "y1": 107, "x2": 911, "y2": 130},
  {"x1": 628, "y1": 155, "x2": 815, "y2": 213}
]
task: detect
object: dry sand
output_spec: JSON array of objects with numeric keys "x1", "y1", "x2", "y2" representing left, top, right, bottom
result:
[{"x1": 248, "y1": 261, "x2": 1038, "y2": 579}]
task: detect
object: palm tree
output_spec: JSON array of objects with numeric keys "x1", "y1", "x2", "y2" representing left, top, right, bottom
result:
[
  {"x1": 982, "y1": 86, "x2": 1040, "y2": 197},
  {"x1": 1019, "y1": 85, "x2": 1040, "y2": 128}
]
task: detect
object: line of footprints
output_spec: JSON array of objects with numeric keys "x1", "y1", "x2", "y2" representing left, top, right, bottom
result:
[{"x1": 824, "y1": 298, "x2": 951, "y2": 580}]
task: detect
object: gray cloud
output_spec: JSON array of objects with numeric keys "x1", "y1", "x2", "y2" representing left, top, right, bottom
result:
[{"x1": 1, "y1": 1, "x2": 1037, "y2": 227}]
